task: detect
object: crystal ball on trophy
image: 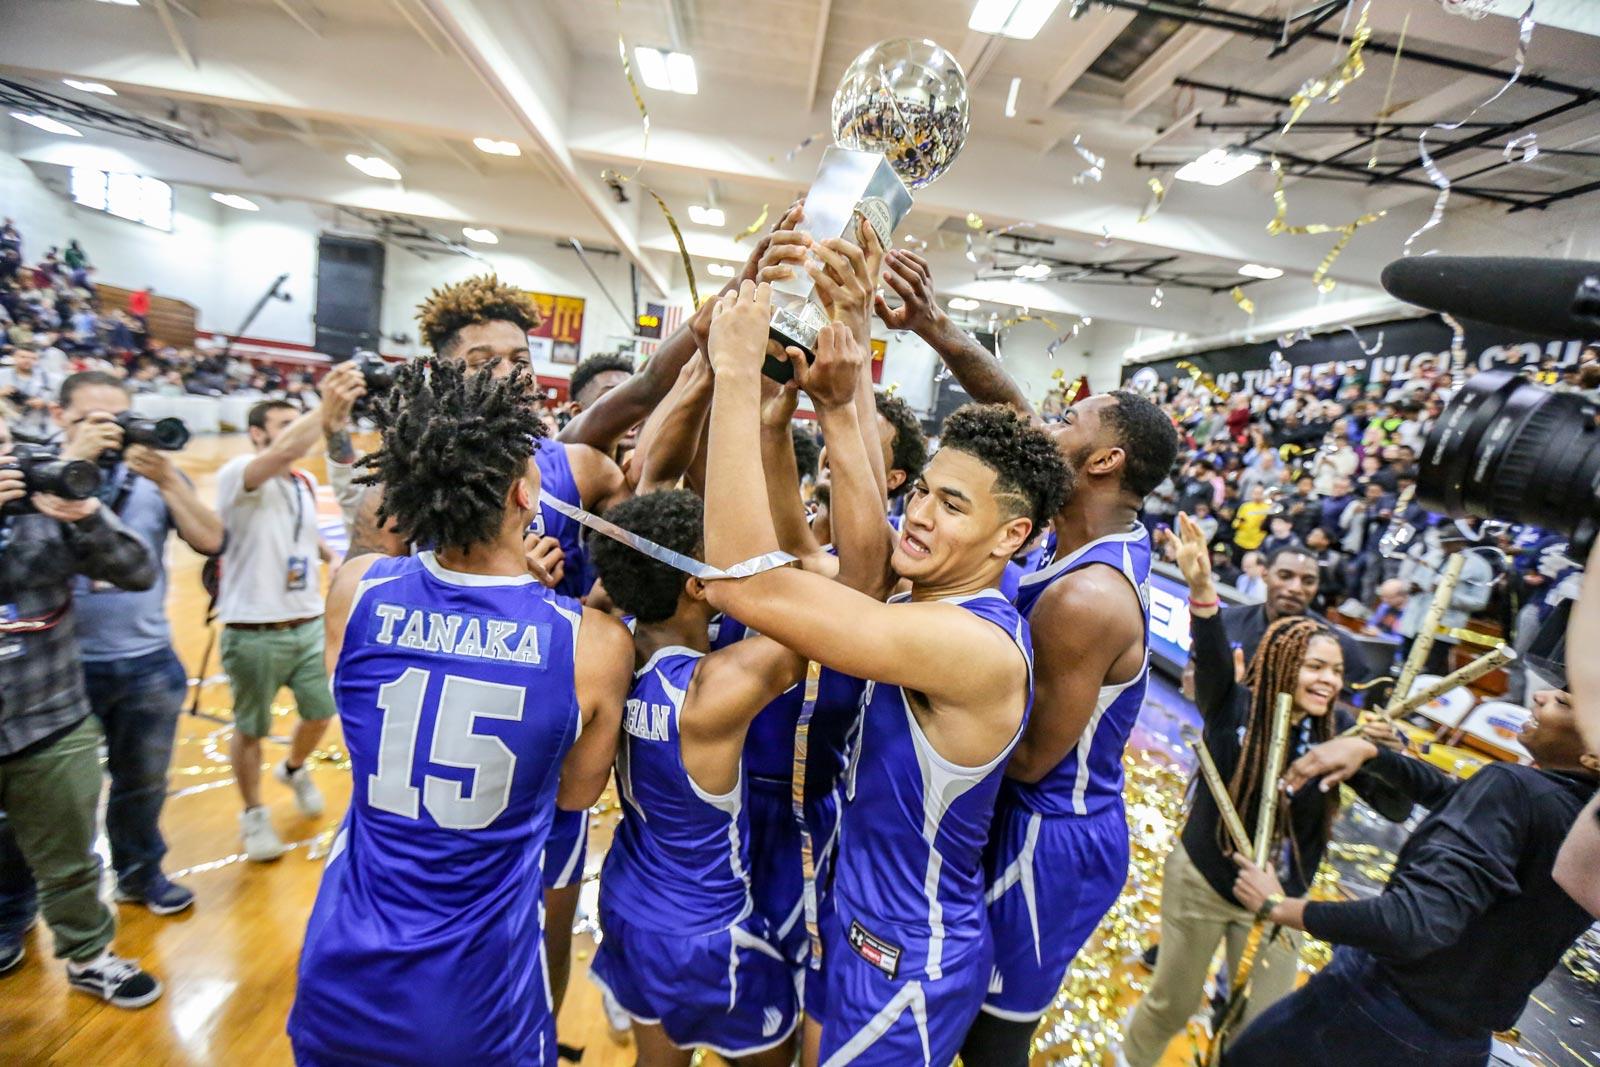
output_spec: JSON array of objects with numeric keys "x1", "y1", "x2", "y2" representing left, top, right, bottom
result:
[{"x1": 831, "y1": 37, "x2": 971, "y2": 191}]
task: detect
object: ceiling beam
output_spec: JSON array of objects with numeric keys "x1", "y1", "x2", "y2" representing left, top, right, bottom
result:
[
  {"x1": 389, "y1": 0, "x2": 447, "y2": 56},
  {"x1": 440, "y1": 136, "x2": 488, "y2": 176},
  {"x1": 1119, "y1": 0, "x2": 1277, "y2": 119},
  {"x1": 420, "y1": 0, "x2": 671, "y2": 295},
  {"x1": 802, "y1": 0, "x2": 834, "y2": 111},
  {"x1": 272, "y1": 0, "x2": 326, "y2": 39},
  {"x1": 1038, "y1": 7, "x2": 1135, "y2": 110},
  {"x1": 149, "y1": 0, "x2": 197, "y2": 70}
]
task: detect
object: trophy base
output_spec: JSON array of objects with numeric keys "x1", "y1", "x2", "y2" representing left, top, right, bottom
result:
[{"x1": 764, "y1": 302, "x2": 828, "y2": 383}]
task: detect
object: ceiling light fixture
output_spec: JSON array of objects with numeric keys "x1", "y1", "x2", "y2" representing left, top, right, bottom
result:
[
  {"x1": 687, "y1": 205, "x2": 725, "y2": 226},
  {"x1": 707, "y1": 262, "x2": 737, "y2": 278},
  {"x1": 1081, "y1": 315, "x2": 1093, "y2": 325},
  {"x1": 462, "y1": 226, "x2": 499, "y2": 244},
  {"x1": 1175, "y1": 147, "x2": 1262, "y2": 186},
  {"x1": 96, "y1": 0, "x2": 140, "y2": 6},
  {"x1": 63, "y1": 79, "x2": 117, "y2": 96},
  {"x1": 210, "y1": 192, "x2": 259, "y2": 211},
  {"x1": 1238, "y1": 262, "x2": 1284, "y2": 280},
  {"x1": 969, "y1": 0, "x2": 1063, "y2": 40},
  {"x1": 9, "y1": 112, "x2": 82, "y2": 137},
  {"x1": 1014, "y1": 262, "x2": 1052, "y2": 280},
  {"x1": 948, "y1": 297, "x2": 981, "y2": 311},
  {"x1": 345, "y1": 153, "x2": 401, "y2": 181},
  {"x1": 472, "y1": 136, "x2": 521, "y2": 157},
  {"x1": 1005, "y1": 77, "x2": 1021, "y2": 118},
  {"x1": 634, "y1": 46, "x2": 698, "y2": 94}
]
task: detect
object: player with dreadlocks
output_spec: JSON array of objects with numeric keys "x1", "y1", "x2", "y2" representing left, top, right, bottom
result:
[
  {"x1": 287, "y1": 358, "x2": 632, "y2": 1067},
  {"x1": 1117, "y1": 512, "x2": 1413, "y2": 1067}
]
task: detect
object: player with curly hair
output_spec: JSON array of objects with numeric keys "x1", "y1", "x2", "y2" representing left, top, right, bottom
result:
[
  {"x1": 701, "y1": 281, "x2": 1070, "y2": 1067},
  {"x1": 288, "y1": 358, "x2": 632, "y2": 1067},
  {"x1": 583, "y1": 488, "x2": 808, "y2": 1065}
]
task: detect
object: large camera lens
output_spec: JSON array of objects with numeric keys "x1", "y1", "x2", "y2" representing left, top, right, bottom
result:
[
  {"x1": 13, "y1": 445, "x2": 103, "y2": 500},
  {"x1": 116, "y1": 413, "x2": 191, "y2": 451},
  {"x1": 1418, "y1": 370, "x2": 1600, "y2": 549}
]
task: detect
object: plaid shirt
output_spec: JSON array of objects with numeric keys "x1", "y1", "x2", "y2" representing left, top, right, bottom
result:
[{"x1": 0, "y1": 506, "x2": 157, "y2": 758}]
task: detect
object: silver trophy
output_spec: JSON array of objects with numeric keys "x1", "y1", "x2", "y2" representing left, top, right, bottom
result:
[{"x1": 765, "y1": 37, "x2": 970, "y2": 379}]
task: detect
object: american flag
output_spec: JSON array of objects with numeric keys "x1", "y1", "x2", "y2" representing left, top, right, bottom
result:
[{"x1": 637, "y1": 303, "x2": 687, "y2": 359}]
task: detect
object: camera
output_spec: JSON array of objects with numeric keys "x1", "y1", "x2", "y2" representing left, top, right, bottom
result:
[
  {"x1": 1418, "y1": 370, "x2": 1600, "y2": 553},
  {"x1": 3, "y1": 443, "x2": 103, "y2": 515},
  {"x1": 114, "y1": 412, "x2": 190, "y2": 452},
  {"x1": 351, "y1": 350, "x2": 396, "y2": 413}
]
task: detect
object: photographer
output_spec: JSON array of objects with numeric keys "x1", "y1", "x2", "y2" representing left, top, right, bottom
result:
[
  {"x1": 218, "y1": 366, "x2": 361, "y2": 863},
  {"x1": 23, "y1": 372, "x2": 218, "y2": 916},
  {"x1": 0, "y1": 411, "x2": 164, "y2": 1007},
  {"x1": 0, "y1": 347, "x2": 61, "y2": 439}
]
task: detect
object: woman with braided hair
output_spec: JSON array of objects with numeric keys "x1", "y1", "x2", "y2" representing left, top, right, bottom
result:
[{"x1": 1119, "y1": 512, "x2": 1413, "y2": 1067}]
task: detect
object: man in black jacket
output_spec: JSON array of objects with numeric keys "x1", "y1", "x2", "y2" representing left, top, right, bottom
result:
[{"x1": 1226, "y1": 687, "x2": 1598, "y2": 1067}]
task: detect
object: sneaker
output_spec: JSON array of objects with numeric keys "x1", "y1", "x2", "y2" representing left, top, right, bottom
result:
[
  {"x1": 66, "y1": 951, "x2": 163, "y2": 1009},
  {"x1": 0, "y1": 939, "x2": 22, "y2": 976},
  {"x1": 115, "y1": 874, "x2": 195, "y2": 916},
  {"x1": 240, "y1": 806, "x2": 287, "y2": 862},
  {"x1": 274, "y1": 760, "x2": 325, "y2": 818},
  {"x1": 0, "y1": 916, "x2": 36, "y2": 976}
]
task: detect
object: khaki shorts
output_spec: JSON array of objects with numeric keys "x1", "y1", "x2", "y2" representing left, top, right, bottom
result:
[{"x1": 220, "y1": 619, "x2": 336, "y2": 738}]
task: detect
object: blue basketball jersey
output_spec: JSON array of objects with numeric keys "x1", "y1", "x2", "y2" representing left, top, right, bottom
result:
[
  {"x1": 1010, "y1": 524, "x2": 1152, "y2": 817},
  {"x1": 829, "y1": 589, "x2": 1032, "y2": 982},
  {"x1": 289, "y1": 552, "x2": 584, "y2": 1067},
  {"x1": 603, "y1": 646, "x2": 756, "y2": 934},
  {"x1": 533, "y1": 440, "x2": 594, "y2": 600}
]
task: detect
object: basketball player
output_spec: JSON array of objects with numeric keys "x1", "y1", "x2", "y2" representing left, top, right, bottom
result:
[
  {"x1": 873, "y1": 251, "x2": 1187, "y2": 1058},
  {"x1": 287, "y1": 359, "x2": 631, "y2": 1066},
  {"x1": 585, "y1": 489, "x2": 806, "y2": 1065},
  {"x1": 703, "y1": 282, "x2": 1070, "y2": 1066},
  {"x1": 963, "y1": 391, "x2": 1181, "y2": 1063}
]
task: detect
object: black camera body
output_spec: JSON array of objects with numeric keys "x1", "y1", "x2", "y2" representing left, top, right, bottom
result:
[
  {"x1": 351, "y1": 350, "x2": 396, "y2": 413},
  {"x1": 1418, "y1": 370, "x2": 1600, "y2": 554},
  {"x1": 114, "y1": 411, "x2": 190, "y2": 452},
  {"x1": 3, "y1": 444, "x2": 103, "y2": 516}
]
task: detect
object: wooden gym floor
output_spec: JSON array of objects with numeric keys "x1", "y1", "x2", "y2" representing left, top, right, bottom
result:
[{"x1": 1, "y1": 435, "x2": 1192, "y2": 1067}]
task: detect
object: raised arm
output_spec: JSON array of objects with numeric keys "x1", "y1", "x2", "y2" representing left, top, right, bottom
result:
[
  {"x1": 557, "y1": 326, "x2": 697, "y2": 451},
  {"x1": 124, "y1": 446, "x2": 224, "y2": 556},
  {"x1": 683, "y1": 635, "x2": 808, "y2": 788},
  {"x1": 701, "y1": 281, "x2": 1018, "y2": 705},
  {"x1": 875, "y1": 249, "x2": 1033, "y2": 418},
  {"x1": 558, "y1": 606, "x2": 633, "y2": 811},
  {"x1": 634, "y1": 351, "x2": 713, "y2": 493},
  {"x1": 758, "y1": 375, "x2": 830, "y2": 569},
  {"x1": 1159, "y1": 513, "x2": 1238, "y2": 719}
]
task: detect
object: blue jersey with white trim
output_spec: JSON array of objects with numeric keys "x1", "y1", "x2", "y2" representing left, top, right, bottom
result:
[
  {"x1": 1009, "y1": 524, "x2": 1152, "y2": 817},
  {"x1": 830, "y1": 589, "x2": 1032, "y2": 979},
  {"x1": 290, "y1": 551, "x2": 583, "y2": 1066},
  {"x1": 533, "y1": 441, "x2": 594, "y2": 599},
  {"x1": 603, "y1": 647, "x2": 756, "y2": 935}
]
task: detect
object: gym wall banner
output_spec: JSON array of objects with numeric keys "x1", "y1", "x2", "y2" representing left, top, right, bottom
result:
[{"x1": 1120, "y1": 314, "x2": 1597, "y2": 397}]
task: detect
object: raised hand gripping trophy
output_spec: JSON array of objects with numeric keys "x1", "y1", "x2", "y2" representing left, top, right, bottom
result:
[{"x1": 765, "y1": 37, "x2": 970, "y2": 380}]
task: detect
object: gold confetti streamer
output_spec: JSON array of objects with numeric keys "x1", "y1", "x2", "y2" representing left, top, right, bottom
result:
[
  {"x1": 733, "y1": 203, "x2": 770, "y2": 242},
  {"x1": 1267, "y1": 159, "x2": 1385, "y2": 292},
  {"x1": 1283, "y1": 4, "x2": 1373, "y2": 135},
  {"x1": 602, "y1": 0, "x2": 699, "y2": 305},
  {"x1": 1368, "y1": 11, "x2": 1411, "y2": 170},
  {"x1": 1177, "y1": 360, "x2": 1228, "y2": 400},
  {"x1": 1231, "y1": 286, "x2": 1257, "y2": 316},
  {"x1": 1136, "y1": 177, "x2": 1167, "y2": 223},
  {"x1": 966, "y1": 212, "x2": 984, "y2": 229}
]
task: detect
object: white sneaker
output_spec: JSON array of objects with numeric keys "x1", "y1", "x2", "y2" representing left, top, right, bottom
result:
[
  {"x1": 274, "y1": 761, "x2": 324, "y2": 817},
  {"x1": 240, "y1": 807, "x2": 286, "y2": 862}
]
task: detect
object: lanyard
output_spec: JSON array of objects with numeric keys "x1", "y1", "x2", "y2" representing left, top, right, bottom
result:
[{"x1": 280, "y1": 472, "x2": 307, "y2": 543}]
